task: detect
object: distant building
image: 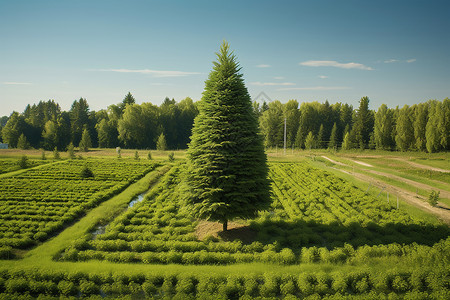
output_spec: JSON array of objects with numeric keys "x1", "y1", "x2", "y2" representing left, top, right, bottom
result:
[{"x1": 0, "y1": 143, "x2": 8, "y2": 149}]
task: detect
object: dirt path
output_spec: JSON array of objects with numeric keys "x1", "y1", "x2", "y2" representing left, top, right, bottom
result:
[
  {"x1": 346, "y1": 169, "x2": 450, "y2": 224},
  {"x1": 349, "y1": 159, "x2": 373, "y2": 167},
  {"x1": 391, "y1": 157, "x2": 450, "y2": 173},
  {"x1": 321, "y1": 156, "x2": 346, "y2": 166},
  {"x1": 322, "y1": 156, "x2": 450, "y2": 223},
  {"x1": 362, "y1": 169, "x2": 450, "y2": 200}
]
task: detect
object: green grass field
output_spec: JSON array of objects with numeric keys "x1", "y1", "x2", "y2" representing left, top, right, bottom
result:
[{"x1": 0, "y1": 149, "x2": 448, "y2": 299}]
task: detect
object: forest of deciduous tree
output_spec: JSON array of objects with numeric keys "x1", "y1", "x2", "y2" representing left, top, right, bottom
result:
[{"x1": 1, "y1": 95, "x2": 449, "y2": 152}]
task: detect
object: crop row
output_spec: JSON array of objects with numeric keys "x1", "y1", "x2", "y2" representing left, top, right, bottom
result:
[
  {"x1": 59, "y1": 162, "x2": 450, "y2": 265},
  {"x1": 0, "y1": 158, "x2": 49, "y2": 174},
  {"x1": 0, "y1": 158, "x2": 158, "y2": 252},
  {"x1": 13, "y1": 159, "x2": 154, "y2": 182},
  {"x1": 0, "y1": 267, "x2": 448, "y2": 299},
  {"x1": 269, "y1": 162, "x2": 417, "y2": 226}
]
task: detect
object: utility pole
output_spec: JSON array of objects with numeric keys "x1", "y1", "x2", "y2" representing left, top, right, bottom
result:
[{"x1": 284, "y1": 117, "x2": 287, "y2": 155}]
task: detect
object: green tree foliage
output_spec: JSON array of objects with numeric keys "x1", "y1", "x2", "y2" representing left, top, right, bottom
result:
[
  {"x1": 295, "y1": 103, "x2": 319, "y2": 149},
  {"x1": 96, "y1": 118, "x2": 118, "y2": 148},
  {"x1": 284, "y1": 100, "x2": 300, "y2": 147},
  {"x1": 18, "y1": 155, "x2": 28, "y2": 169},
  {"x1": 119, "y1": 92, "x2": 136, "y2": 112},
  {"x1": 70, "y1": 98, "x2": 90, "y2": 146},
  {"x1": 17, "y1": 133, "x2": 29, "y2": 150},
  {"x1": 252, "y1": 100, "x2": 269, "y2": 119},
  {"x1": 67, "y1": 142, "x2": 75, "y2": 159},
  {"x1": 328, "y1": 123, "x2": 338, "y2": 150},
  {"x1": 156, "y1": 133, "x2": 168, "y2": 151},
  {"x1": 53, "y1": 147, "x2": 60, "y2": 159},
  {"x1": 118, "y1": 103, "x2": 159, "y2": 148},
  {"x1": 168, "y1": 152, "x2": 175, "y2": 162},
  {"x1": 317, "y1": 124, "x2": 324, "y2": 149},
  {"x1": 160, "y1": 97, "x2": 178, "y2": 149},
  {"x1": 79, "y1": 126, "x2": 92, "y2": 152},
  {"x1": 374, "y1": 104, "x2": 395, "y2": 150},
  {"x1": 185, "y1": 41, "x2": 271, "y2": 231},
  {"x1": 341, "y1": 132, "x2": 351, "y2": 150},
  {"x1": 176, "y1": 97, "x2": 198, "y2": 148},
  {"x1": 395, "y1": 105, "x2": 414, "y2": 151},
  {"x1": 428, "y1": 190, "x2": 440, "y2": 207},
  {"x1": 42, "y1": 120, "x2": 58, "y2": 150},
  {"x1": 80, "y1": 165, "x2": 94, "y2": 178},
  {"x1": 260, "y1": 100, "x2": 284, "y2": 147},
  {"x1": 425, "y1": 100, "x2": 449, "y2": 153},
  {"x1": 353, "y1": 97, "x2": 374, "y2": 149},
  {"x1": 2, "y1": 112, "x2": 25, "y2": 148},
  {"x1": 1, "y1": 91, "x2": 448, "y2": 153},
  {"x1": 412, "y1": 103, "x2": 428, "y2": 151},
  {"x1": 304, "y1": 131, "x2": 315, "y2": 150}
]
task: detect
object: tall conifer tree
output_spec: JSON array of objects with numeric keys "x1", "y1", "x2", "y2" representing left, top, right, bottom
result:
[{"x1": 185, "y1": 41, "x2": 271, "y2": 231}]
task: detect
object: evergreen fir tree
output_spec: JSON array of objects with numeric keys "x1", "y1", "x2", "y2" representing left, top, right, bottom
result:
[
  {"x1": 53, "y1": 147, "x2": 60, "y2": 159},
  {"x1": 17, "y1": 134, "x2": 29, "y2": 150},
  {"x1": 328, "y1": 123, "x2": 338, "y2": 150},
  {"x1": 304, "y1": 131, "x2": 315, "y2": 150},
  {"x1": 185, "y1": 41, "x2": 271, "y2": 231},
  {"x1": 342, "y1": 132, "x2": 351, "y2": 150},
  {"x1": 156, "y1": 133, "x2": 167, "y2": 151},
  {"x1": 317, "y1": 124, "x2": 324, "y2": 149},
  {"x1": 67, "y1": 142, "x2": 75, "y2": 159},
  {"x1": 79, "y1": 126, "x2": 92, "y2": 152}
]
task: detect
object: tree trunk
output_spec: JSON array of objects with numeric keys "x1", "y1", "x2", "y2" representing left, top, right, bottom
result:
[{"x1": 223, "y1": 220, "x2": 228, "y2": 232}]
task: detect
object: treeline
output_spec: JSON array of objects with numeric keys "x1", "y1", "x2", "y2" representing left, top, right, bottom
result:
[
  {"x1": 256, "y1": 97, "x2": 450, "y2": 153},
  {"x1": 0, "y1": 93, "x2": 198, "y2": 151},
  {"x1": 1, "y1": 95, "x2": 448, "y2": 152}
]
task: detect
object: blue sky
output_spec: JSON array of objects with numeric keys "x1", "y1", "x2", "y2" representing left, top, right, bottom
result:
[{"x1": 1, "y1": 0, "x2": 449, "y2": 116}]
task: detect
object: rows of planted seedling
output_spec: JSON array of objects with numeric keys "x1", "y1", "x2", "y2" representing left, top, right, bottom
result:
[
  {"x1": 0, "y1": 158, "x2": 158, "y2": 255},
  {"x1": 0, "y1": 265, "x2": 448, "y2": 299},
  {"x1": 60, "y1": 162, "x2": 449, "y2": 265},
  {"x1": 0, "y1": 158, "x2": 49, "y2": 174}
]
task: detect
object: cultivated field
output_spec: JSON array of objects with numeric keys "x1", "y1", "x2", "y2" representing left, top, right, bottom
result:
[{"x1": 0, "y1": 149, "x2": 449, "y2": 299}]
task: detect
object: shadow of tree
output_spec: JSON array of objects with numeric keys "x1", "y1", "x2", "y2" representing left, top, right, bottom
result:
[{"x1": 219, "y1": 219, "x2": 449, "y2": 251}]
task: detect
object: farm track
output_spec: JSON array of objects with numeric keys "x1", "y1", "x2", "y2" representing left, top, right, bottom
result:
[
  {"x1": 322, "y1": 156, "x2": 450, "y2": 224},
  {"x1": 391, "y1": 157, "x2": 450, "y2": 173}
]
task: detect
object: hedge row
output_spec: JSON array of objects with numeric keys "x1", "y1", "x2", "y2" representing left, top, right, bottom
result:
[{"x1": 0, "y1": 267, "x2": 448, "y2": 299}]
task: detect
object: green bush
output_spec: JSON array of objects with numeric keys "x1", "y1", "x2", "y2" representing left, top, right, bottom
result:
[
  {"x1": 5, "y1": 278, "x2": 29, "y2": 294},
  {"x1": 332, "y1": 272, "x2": 348, "y2": 294},
  {"x1": 260, "y1": 273, "x2": 279, "y2": 298},
  {"x1": 79, "y1": 280, "x2": 99, "y2": 296},
  {"x1": 280, "y1": 275, "x2": 297, "y2": 296},
  {"x1": 175, "y1": 275, "x2": 196, "y2": 295},
  {"x1": 428, "y1": 190, "x2": 440, "y2": 207},
  {"x1": 80, "y1": 165, "x2": 94, "y2": 178},
  {"x1": 18, "y1": 155, "x2": 29, "y2": 169},
  {"x1": 0, "y1": 246, "x2": 14, "y2": 259},
  {"x1": 297, "y1": 273, "x2": 316, "y2": 296},
  {"x1": 168, "y1": 152, "x2": 175, "y2": 162},
  {"x1": 278, "y1": 248, "x2": 297, "y2": 264},
  {"x1": 392, "y1": 275, "x2": 410, "y2": 293}
]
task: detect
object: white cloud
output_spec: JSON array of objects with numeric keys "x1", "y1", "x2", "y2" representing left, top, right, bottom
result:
[
  {"x1": 2, "y1": 82, "x2": 32, "y2": 85},
  {"x1": 94, "y1": 68, "x2": 200, "y2": 77},
  {"x1": 300, "y1": 60, "x2": 373, "y2": 70},
  {"x1": 278, "y1": 86, "x2": 351, "y2": 91},
  {"x1": 318, "y1": 75, "x2": 328, "y2": 79},
  {"x1": 273, "y1": 76, "x2": 285, "y2": 80},
  {"x1": 256, "y1": 64, "x2": 271, "y2": 68},
  {"x1": 250, "y1": 82, "x2": 295, "y2": 86},
  {"x1": 406, "y1": 58, "x2": 416, "y2": 63},
  {"x1": 384, "y1": 59, "x2": 398, "y2": 63}
]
